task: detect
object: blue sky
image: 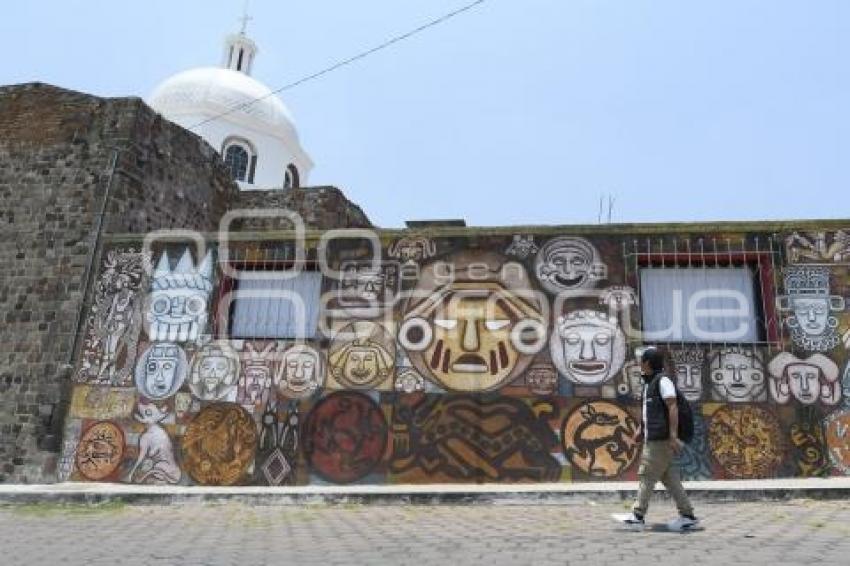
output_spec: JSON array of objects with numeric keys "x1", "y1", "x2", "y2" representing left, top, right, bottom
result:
[{"x1": 2, "y1": 1, "x2": 847, "y2": 227}]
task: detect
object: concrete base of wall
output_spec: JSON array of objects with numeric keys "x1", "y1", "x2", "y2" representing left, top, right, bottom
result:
[{"x1": 1, "y1": 478, "x2": 849, "y2": 506}]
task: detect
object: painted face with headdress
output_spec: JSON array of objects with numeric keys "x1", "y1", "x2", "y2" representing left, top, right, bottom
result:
[
  {"x1": 146, "y1": 249, "x2": 213, "y2": 342},
  {"x1": 329, "y1": 321, "x2": 395, "y2": 389}
]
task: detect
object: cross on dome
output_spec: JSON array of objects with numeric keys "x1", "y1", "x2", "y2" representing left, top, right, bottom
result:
[{"x1": 238, "y1": 2, "x2": 253, "y2": 35}]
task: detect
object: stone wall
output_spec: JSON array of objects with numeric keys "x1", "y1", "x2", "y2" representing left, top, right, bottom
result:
[
  {"x1": 0, "y1": 83, "x2": 238, "y2": 482},
  {"x1": 0, "y1": 82, "x2": 376, "y2": 483},
  {"x1": 229, "y1": 186, "x2": 372, "y2": 231}
]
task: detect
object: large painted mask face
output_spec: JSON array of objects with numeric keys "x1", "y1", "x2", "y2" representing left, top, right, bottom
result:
[
  {"x1": 277, "y1": 345, "x2": 323, "y2": 397},
  {"x1": 709, "y1": 348, "x2": 765, "y2": 402},
  {"x1": 401, "y1": 289, "x2": 546, "y2": 392},
  {"x1": 135, "y1": 343, "x2": 187, "y2": 400},
  {"x1": 551, "y1": 310, "x2": 625, "y2": 386},
  {"x1": 400, "y1": 253, "x2": 546, "y2": 392},
  {"x1": 146, "y1": 249, "x2": 213, "y2": 342},
  {"x1": 534, "y1": 237, "x2": 606, "y2": 294},
  {"x1": 429, "y1": 296, "x2": 516, "y2": 381}
]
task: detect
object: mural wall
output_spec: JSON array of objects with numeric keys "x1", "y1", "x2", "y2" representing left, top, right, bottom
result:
[{"x1": 60, "y1": 228, "x2": 850, "y2": 485}]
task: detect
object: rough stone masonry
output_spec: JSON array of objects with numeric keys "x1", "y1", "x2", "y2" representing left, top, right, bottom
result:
[{"x1": 0, "y1": 83, "x2": 370, "y2": 483}]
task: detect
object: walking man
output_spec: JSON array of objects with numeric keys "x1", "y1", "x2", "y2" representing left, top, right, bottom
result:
[{"x1": 615, "y1": 346, "x2": 699, "y2": 531}]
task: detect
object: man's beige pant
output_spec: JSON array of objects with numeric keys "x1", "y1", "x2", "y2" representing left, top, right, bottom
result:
[{"x1": 632, "y1": 440, "x2": 694, "y2": 517}]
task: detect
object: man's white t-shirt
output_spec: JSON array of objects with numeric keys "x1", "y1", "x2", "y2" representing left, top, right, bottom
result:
[{"x1": 642, "y1": 376, "x2": 676, "y2": 435}]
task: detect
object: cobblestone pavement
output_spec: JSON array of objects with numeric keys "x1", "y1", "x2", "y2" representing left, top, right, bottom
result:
[{"x1": 1, "y1": 499, "x2": 849, "y2": 565}]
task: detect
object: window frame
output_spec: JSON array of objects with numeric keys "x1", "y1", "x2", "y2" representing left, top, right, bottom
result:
[
  {"x1": 284, "y1": 164, "x2": 300, "y2": 189},
  {"x1": 221, "y1": 137, "x2": 257, "y2": 184},
  {"x1": 214, "y1": 259, "x2": 322, "y2": 341},
  {"x1": 634, "y1": 252, "x2": 779, "y2": 347}
]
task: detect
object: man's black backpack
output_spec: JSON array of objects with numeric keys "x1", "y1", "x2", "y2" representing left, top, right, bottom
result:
[{"x1": 647, "y1": 375, "x2": 695, "y2": 443}]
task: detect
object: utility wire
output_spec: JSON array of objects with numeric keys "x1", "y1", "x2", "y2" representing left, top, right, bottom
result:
[{"x1": 188, "y1": 0, "x2": 488, "y2": 131}]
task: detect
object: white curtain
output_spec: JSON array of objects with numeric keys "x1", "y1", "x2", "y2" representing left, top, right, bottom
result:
[
  {"x1": 230, "y1": 272, "x2": 322, "y2": 339},
  {"x1": 640, "y1": 267, "x2": 758, "y2": 343}
]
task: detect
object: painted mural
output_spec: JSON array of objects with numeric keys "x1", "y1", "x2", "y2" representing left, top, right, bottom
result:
[
  {"x1": 76, "y1": 249, "x2": 150, "y2": 385},
  {"x1": 60, "y1": 227, "x2": 850, "y2": 485}
]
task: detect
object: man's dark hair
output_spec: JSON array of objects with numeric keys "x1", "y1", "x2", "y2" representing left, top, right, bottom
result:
[{"x1": 641, "y1": 346, "x2": 665, "y2": 373}]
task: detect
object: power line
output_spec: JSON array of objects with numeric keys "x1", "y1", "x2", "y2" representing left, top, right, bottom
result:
[{"x1": 188, "y1": 0, "x2": 488, "y2": 131}]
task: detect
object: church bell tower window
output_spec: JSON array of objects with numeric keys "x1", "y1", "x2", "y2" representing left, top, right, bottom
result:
[
  {"x1": 284, "y1": 164, "x2": 300, "y2": 189},
  {"x1": 223, "y1": 142, "x2": 255, "y2": 183}
]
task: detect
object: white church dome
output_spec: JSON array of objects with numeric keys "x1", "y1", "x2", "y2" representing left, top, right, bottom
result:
[
  {"x1": 149, "y1": 67, "x2": 300, "y2": 144},
  {"x1": 147, "y1": 30, "x2": 313, "y2": 191}
]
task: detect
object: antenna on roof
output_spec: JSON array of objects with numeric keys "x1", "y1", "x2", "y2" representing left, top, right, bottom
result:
[{"x1": 598, "y1": 192, "x2": 616, "y2": 224}]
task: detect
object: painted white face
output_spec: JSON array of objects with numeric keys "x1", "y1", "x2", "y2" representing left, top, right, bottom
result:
[
  {"x1": 148, "y1": 288, "x2": 208, "y2": 341},
  {"x1": 282, "y1": 351, "x2": 318, "y2": 393},
  {"x1": 144, "y1": 346, "x2": 179, "y2": 397},
  {"x1": 535, "y1": 237, "x2": 604, "y2": 293},
  {"x1": 552, "y1": 311, "x2": 626, "y2": 386},
  {"x1": 561, "y1": 326, "x2": 614, "y2": 378},
  {"x1": 675, "y1": 363, "x2": 703, "y2": 401},
  {"x1": 711, "y1": 353, "x2": 765, "y2": 401},
  {"x1": 790, "y1": 296, "x2": 830, "y2": 336},
  {"x1": 787, "y1": 362, "x2": 820, "y2": 404},
  {"x1": 548, "y1": 249, "x2": 591, "y2": 288},
  {"x1": 150, "y1": 289, "x2": 206, "y2": 326}
]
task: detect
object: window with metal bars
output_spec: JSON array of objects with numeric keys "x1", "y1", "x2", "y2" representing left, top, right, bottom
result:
[
  {"x1": 622, "y1": 236, "x2": 783, "y2": 347},
  {"x1": 215, "y1": 254, "x2": 322, "y2": 340}
]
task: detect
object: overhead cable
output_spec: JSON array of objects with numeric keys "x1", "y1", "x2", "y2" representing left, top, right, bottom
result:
[{"x1": 188, "y1": 0, "x2": 488, "y2": 131}]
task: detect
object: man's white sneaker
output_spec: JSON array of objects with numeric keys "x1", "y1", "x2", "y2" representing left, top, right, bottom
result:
[
  {"x1": 667, "y1": 515, "x2": 700, "y2": 532},
  {"x1": 612, "y1": 512, "x2": 645, "y2": 530}
]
